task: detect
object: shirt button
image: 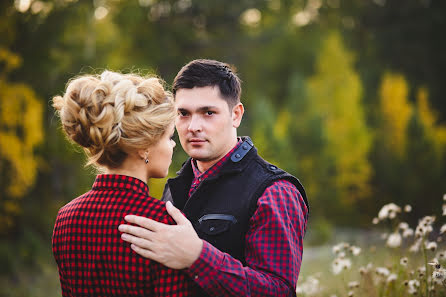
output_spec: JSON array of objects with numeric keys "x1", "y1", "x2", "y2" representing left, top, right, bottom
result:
[
  {"x1": 198, "y1": 177, "x2": 202, "y2": 181},
  {"x1": 194, "y1": 275, "x2": 198, "y2": 279},
  {"x1": 235, "y1": 153, "x2": 241, "y2": 158}
]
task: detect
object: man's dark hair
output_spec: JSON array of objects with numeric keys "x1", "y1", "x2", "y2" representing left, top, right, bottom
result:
[{"x1": 173, "y1": 59, "x2": 242, "y2": 108}]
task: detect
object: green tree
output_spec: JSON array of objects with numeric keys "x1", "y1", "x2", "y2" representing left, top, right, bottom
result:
[{"x1": 306, "y1": 32, "x2": 372, "y2": 212}]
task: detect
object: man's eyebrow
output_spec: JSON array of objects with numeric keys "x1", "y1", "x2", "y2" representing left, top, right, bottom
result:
[{"x1": 177, "y1": 106, "x2": 218, "y2": 112}]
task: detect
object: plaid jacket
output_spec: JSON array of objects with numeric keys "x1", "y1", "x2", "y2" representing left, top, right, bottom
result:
[{"x1": 52, "y1": 174, "x2": 198, "y2": 297}]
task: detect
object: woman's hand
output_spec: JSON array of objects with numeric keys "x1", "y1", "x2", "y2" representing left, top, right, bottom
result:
[{"x1": 118, "y1": 201, "x2": 203, "y2": 269}]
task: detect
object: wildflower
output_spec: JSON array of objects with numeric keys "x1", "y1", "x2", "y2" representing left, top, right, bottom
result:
[
  {"x1": 386, "y1": 232, "x2": 402, "y2": 248},
  {"x1": 372, "y1": 217, "x2": 379, "y2": 224},
  {"x1": 348, "y1": 291, "x2": 354, "y2": 297},
  {"x1": 428, "y1": 259, "x2": 440, "y2": 269},
  {"x1": 378, "y1": 203, "x2": 401, "y2": 220},
  {"x1": 403, "y1": 228, "x2": 414, "y2": 238},
  {"x1": 432, "y1": 268, "x2": 446, "y2": 283},
  {"x1": 359, "y1": 263, "x2": 373, "y2": 275},
  {"x1": 407, "y1": 279, "x2": 420, "y2": 295},
  {"x1": 387, "y1": 273, "x2": 397, "y2": 283},
  {"x1": 376, "y1": 267, "x2": 390, "y2": 277},
  {"x1": 418, "y1": 266, "x2": 426, "y2": 278},
  {"x1": 404, "y1": 204, "x2": 412, "y2": 212},
  {"x1": 399, "y1": 222, "x2": 409, "y2": 230},
  {"x1": 296, "y1": 275, "x2": 321, "y2": 296},
  {"x1": 425, "y1": 241, "x2": 438, "y2": 252},
  {"x1": 400, "y1": 257, "x2": 409, "y2": 266},
  {"x1": 350, "y1": 246, "x2": 361, "y2": 256},
  {"x1": 443, "y1": 194, "x2": 446, "y2": 201},
  {"x1": 410, "y1": 239, "x2": 422, "y2": 253},
  {"x1": 332, "y1": 242, "x2": 347, "y2": 254},
  {"x1": 332, "y1": 257, "x2": 351, "y2": 275},
  {"x1": 443, "y1": 204, "x2": 446, "y2": 216},
  {"x1": 440, "y1": 224, "x2": 446, "y2": 234},
  {"x1": 348, "y1": 281, "x2": 360, "y2": 289},
  {"x1": 436, "y1": 250, "x2": 446, "y2": 260}
]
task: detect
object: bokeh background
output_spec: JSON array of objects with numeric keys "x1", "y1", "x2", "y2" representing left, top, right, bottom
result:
[{"x1": 1, "y1": 0, "x2": 445, "y2": 295}]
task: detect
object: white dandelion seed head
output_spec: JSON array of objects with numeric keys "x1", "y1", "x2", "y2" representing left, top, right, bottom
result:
[
  {"x1": 295, "y1": 275, "x2": 321, "y2": 296},
  {"x1": 407, "y1": 279, "x2": 420, "y2": 294},
  {"x1": 376, "y1": 267, "x2": 390, "y2": 277},
  {"x1": 387, "y1": 273, "x2": 397, "y2": 283},
  {"x1": 443, "y1": 204, "x2": 446, "y2": 216},
  {"x1": 378, "y1": 203, "x2": 401, "y2": 220},
  {"x1": 348, "y1": 281, "x2": 360, "y2": 289},
  {"x1": 436, "y1": 250, "x2": 446, "y2": 260},
  {"x1": 399, "y1": 222, "x2": 409, "y2": 230},
  {"x1": 350, "y1": 246, "x2": 361, "y2": 256},
  {"x1": 387, "y1": 232, "x2": 402, "y2": 248},
  {"x1": 403, "y1": 228, "x2": 414, "y2": 238},
  {"x1": 400, "y1": 257, "x2": 409, "y2": 266},
  {"x1": 372, "y1": 217, "x2": 379, "y2": 224},
  {"x1": 332, "y1": 257, "x2": 351, "y2": 275},
  {"x1": 443, "y1": 194, "x2": 446, "y2": 201},
  {"x1": 432, "y1": 268, "x2": 446, "y2": 282},
  {"x1": 332, "y1": 242, "x2": 348, "y2": 254},
  {"x1": 410, "y1": 239, "x2": 422, "y2": 253},
  {"x1": 440, "y1": 224, "x2": 446, "y2": 234},
  {"x1": 425, "y1": 241, "x2": 438, "y2": 252},
  {"x1": 404, "y1": 204, "x2": 412, "y2": 212},
  {"x1": 348, "y1": 291, "x2": 354, "y2": 297}
]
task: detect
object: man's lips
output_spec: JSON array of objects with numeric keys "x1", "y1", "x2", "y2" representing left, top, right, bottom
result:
[{"x1": 188, "y1": 138, "x2": 206, "y2": 144}]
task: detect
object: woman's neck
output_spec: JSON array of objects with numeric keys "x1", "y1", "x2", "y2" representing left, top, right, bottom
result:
[{"x1": 106, "y1": 158, "x2": 148, "y2": 183}]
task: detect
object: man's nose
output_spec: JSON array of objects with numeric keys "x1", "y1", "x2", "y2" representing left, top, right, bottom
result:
[{"x1": 188, "y1": 115, "x2": 202, "y2": 132}]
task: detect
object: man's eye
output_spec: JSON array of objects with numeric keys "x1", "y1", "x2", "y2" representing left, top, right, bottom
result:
[
  {"x1": 178, "y1": 111, "x2": 188, "y2": 116},
  {"x1": 206, "y1": 111, "x2": 214, "y2": 116}
]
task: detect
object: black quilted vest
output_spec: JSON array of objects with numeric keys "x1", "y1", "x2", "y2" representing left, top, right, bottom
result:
[{"x1": 162, "y1": 137, "x2": 309, "y2": 265}]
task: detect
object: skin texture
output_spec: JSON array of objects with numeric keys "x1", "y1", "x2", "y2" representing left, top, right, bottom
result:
[{"x1": 119, "y1": 86, "x2": 244, "y2": 268}]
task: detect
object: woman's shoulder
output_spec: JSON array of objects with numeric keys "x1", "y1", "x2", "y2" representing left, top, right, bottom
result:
[{"x1": 131, "y1": 194, "x2": 176, "y2": 225}]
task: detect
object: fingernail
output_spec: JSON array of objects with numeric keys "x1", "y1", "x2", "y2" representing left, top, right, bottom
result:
[
  {"x1": 121, "y1": 234, "x2": 129, "y2": 240},
  {"x1": 166, "y1": 201, "x2": 172, "y2": 207}
]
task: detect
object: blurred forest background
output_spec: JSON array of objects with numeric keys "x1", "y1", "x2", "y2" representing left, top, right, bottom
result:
[{"x1": 1, "y1": 0, "x2": 446, "y2": 295}]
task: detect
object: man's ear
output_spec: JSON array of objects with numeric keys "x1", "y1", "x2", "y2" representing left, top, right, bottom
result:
[{"x1": 232, "y1": 103, "x2": 244, "y2": 128}]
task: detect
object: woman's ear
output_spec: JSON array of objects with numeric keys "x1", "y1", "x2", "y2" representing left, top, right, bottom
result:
[
  {"x1": 137, "y1": 149, "x2": 149, "y2": 161},
  {"x1": 232, "y1": 103, "x2": 244, "y2": 128}
]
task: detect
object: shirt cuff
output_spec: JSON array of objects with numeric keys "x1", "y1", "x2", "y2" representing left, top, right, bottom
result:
[{"x1": 187, "y1": 240, "x2": 224, "y2": 283}]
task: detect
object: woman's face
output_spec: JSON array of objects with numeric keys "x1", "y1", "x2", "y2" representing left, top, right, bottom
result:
[{"x1": 147, "y1": 122, "x2": 176, "y2": 179}]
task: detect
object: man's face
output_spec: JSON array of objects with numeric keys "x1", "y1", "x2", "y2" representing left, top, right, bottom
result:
[{"x1": 175, "y1": 86, "x2": 242, "y2": 164}]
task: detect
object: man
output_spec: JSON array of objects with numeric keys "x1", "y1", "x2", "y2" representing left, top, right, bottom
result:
[{"x1": 119, "y1": 59, "x2": 309, "y2": 297}]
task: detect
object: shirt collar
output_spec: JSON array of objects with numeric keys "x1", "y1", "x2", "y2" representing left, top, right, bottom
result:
[
  {"x1": 92, "y1": 174, "x2": 150, "y2": 196},
  {"x1": 191, "y1": 138, "x2": 242, "y2": 179}
]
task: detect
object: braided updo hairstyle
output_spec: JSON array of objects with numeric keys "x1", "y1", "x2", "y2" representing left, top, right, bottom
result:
[{"x1": 53, "y1": 71, "x2": 176, "y2": 169}]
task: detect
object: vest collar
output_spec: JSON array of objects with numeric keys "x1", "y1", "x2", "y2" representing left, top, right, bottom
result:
[{"x1": 175, "y1": 136, "x2": 256, "y2": 179}]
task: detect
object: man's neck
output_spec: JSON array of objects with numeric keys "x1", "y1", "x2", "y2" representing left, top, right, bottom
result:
[{"x1": 195, "y1": 137, "x2": 239, "y2": 173}]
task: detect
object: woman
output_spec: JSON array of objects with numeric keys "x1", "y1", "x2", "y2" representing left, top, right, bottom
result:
[{"x1": 52, "y1": 71, "x2": 198, "y2": 296}]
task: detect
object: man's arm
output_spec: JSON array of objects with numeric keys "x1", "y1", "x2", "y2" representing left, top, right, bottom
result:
[
  {"x1": 119, "y1": 180, "x2": 308, "y2": 297},
  {"x1": 185, "y1": 180, "x2": 308, "y2": 296}
]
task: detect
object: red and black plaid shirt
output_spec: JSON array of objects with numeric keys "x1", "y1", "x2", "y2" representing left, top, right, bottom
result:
[
  {"x1": 52, "y1": 174, "x2": 198, "y2": 297},
  {"x1": 186, "y1": 139, "x2": 308, "y2": 296}
]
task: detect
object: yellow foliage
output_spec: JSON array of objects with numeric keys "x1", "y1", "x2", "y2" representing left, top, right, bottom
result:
[
  {"x1": 0, "y1": 48, "x2": 44, "y2": 230},
  {"x1": 307, "y1": 32, "x2": 372, "y2": 205},
  {"x1": 379, "y1": 73, "x2": 412, "y2": 157},
  {"x1": 416, "y1": 87, "x2": 446, "y2": 150},
  {"x1": 274, "y1": 110, "x2": 291, "y2": 141}
]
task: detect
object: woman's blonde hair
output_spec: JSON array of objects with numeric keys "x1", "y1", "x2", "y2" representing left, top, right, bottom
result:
[{"x1": 53, "y1": 70, "x2": 176, "y2": 169}]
